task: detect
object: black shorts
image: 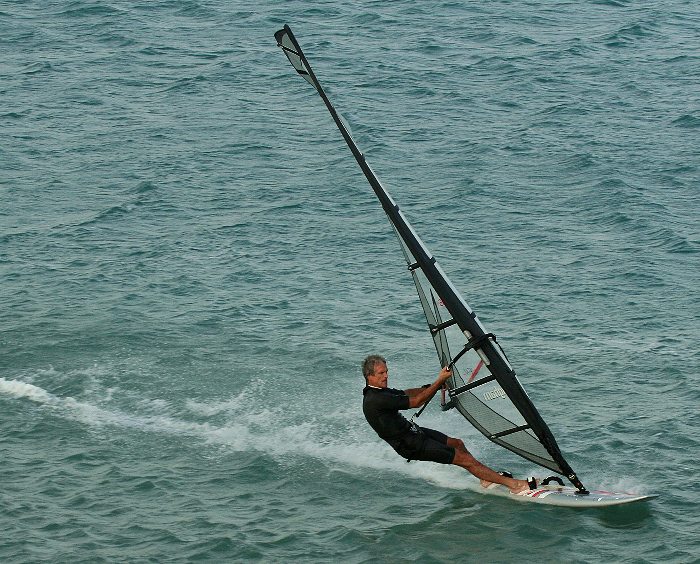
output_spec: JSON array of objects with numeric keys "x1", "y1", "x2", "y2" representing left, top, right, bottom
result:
[{"x1": 389, "y1": 426, "x2": 456, "y2": 465}]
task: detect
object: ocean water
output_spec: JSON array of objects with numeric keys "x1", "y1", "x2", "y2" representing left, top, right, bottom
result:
[{"x1": 1, "y1": 1, "x2": 699, "y2": 562}]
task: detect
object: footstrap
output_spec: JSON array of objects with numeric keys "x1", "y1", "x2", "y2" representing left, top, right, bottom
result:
[{"x1": 542, "y1": 476, "x2": 565, "y2": 486}]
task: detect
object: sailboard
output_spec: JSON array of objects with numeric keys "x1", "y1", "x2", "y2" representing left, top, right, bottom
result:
[
  {"x1": 274, "y1": 25, "x2": 656, "y2": 507},
  {"x1": 480, "y1": 482, "x2": 655, "y2": 507}
]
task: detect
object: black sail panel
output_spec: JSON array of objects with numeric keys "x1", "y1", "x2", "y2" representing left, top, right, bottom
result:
[{"x1": 275, "y1": 25, "x2": 586, "y2": 492}]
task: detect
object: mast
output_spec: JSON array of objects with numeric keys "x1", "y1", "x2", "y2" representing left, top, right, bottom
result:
[{"x1": 275, "y1": 25, "x2": 588, "y2": 494}]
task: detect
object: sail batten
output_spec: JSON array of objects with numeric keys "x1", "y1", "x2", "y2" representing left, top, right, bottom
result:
[{"x1": 275, "y1": 25, "x2": 587, "y2": 493}]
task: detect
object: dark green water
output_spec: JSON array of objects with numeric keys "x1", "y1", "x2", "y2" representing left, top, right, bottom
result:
[{"x1": 2, "y1": 1, "x2": 698, "y2": 562}]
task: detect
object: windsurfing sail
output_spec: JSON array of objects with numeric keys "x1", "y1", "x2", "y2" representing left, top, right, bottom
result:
[{"x1": 275, "y1": 25, "x2": 588, "y2": 494}]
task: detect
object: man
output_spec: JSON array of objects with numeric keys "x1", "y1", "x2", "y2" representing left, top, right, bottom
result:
[{"x1": 362, "y1": 354, "x2": 535, "y2": 494}]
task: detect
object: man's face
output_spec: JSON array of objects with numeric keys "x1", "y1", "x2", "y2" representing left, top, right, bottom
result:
[{"x1": 367, "y1": 362, "x2": 389, "y2": 388}]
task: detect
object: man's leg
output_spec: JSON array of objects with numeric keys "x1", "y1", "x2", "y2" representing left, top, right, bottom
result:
[{"x1": 446, "y1": 437, "x2": 532, "y2": 494}]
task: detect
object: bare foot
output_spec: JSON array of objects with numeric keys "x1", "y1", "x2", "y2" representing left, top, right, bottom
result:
[
  {"x1": 480, "y1": 478, "x2": 530, "y2": 493},
  {"x1": 509, "y1": 478, "x2": 535, "y2": 494}
]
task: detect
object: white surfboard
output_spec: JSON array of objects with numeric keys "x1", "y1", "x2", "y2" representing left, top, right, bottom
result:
[{"x1": 480, "y1": 482, "x2": 657, "y2": 507}]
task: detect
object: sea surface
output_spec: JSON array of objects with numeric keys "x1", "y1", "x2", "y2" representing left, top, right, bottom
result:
[{"x1": 2, "y1": 1, "x2": 699, "y2": 562}]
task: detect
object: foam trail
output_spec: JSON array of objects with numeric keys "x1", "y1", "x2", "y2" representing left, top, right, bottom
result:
[
  {"x1": 0, "y1": 378, "x2": 54, "y2": 403},
  {"x1": 0, "y1": 377, "x2": 217, "y2": 437},
  {"x1": 0, "y1": 377, "x2": 471, "y2": 487},
  {"x1": 1, "y1": 378, "x2": 648, "y2": 495},
  {"x1": 0, "y1": 379, "x2": 502, "y2": 492}
]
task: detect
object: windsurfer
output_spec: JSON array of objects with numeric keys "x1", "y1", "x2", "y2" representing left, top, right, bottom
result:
[{"x1": 362, "y1": 355, "x2": 534, "y2": 494}]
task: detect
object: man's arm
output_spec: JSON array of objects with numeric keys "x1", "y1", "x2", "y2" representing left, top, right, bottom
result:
[
  {"x1": 404, "y1": 386, "x2": 429, "y2": 398},
  {"x1": 406, "y1": 367, "x2": 452, "y2": 408}
]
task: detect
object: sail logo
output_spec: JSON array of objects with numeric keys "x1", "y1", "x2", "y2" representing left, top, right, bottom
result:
[{"x1": 483, "y1": 387, "x2": 506, "y2": 401}]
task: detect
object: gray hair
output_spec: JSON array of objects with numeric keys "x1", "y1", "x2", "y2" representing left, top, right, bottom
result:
[{"x1": 362, "y1": 355, "x2": 387, "y2": 380}]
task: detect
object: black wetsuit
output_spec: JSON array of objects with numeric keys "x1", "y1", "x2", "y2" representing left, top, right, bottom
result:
[{"x1": 362, "y1": 386, "x2": 455, "y2": 464}]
